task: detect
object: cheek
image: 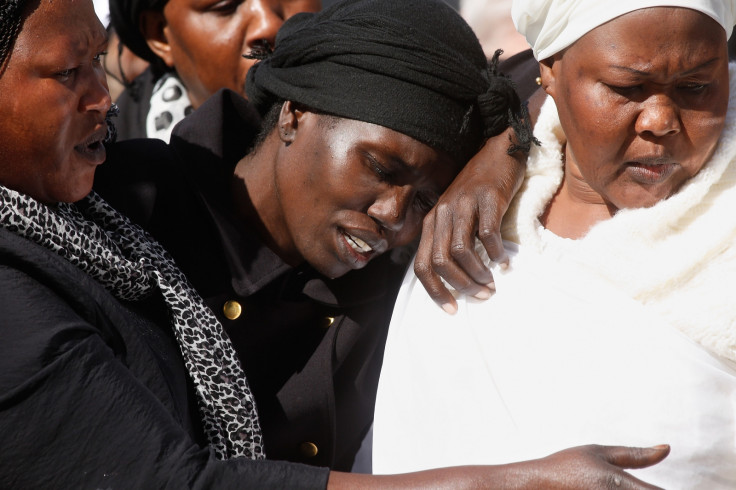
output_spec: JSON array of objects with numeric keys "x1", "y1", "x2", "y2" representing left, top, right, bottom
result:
[
  {"x1": 684, "y1": 111, "x2": 726, "y2": 168},
  {"x1": 564, "y1": 97, "x2": 633, "y2": 168}
]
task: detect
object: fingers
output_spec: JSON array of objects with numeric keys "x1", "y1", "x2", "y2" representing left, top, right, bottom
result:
[
  {"x1": 476, "y1": 193, "x2": 509, "y2": 267},
  {"x1": 414, "y1": 129, "x2": 527, "y2": 311},
  {"x1": 598, "y1": 444, "x2": 671, "y2": 470},
  {"x1": 414, "y1": 204, "x2": 494, "y2": 314},
  {"x1": 414, "y1": 215, "x2": 458, "y2": 314},
  {"x1": 541, "y1": 444, "x2": 671, "y2": 490}
]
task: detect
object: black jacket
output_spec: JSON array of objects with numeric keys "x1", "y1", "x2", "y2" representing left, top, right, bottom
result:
[
  {"x1": 0, "y1": 225, "x2": 329, "y2": 488},
  {"x1": 97, "y1": 89, "x2": 410, "y2": 470}
]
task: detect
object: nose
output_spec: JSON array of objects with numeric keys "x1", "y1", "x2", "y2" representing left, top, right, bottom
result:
[
  {"x1": 635, "y1": 94, "x2": 681, "y2": 138},
  {"x1": 244, "y1": 0, "x2": 283, "y2": 51},
  {"x1": 80, "y1": 64, "x2": 112, "y2": 115},
  {"x1": 367, "y1": 186, "x2": 415, "y2": 234}
]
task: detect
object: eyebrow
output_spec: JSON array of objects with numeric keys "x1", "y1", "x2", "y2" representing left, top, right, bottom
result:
[{"x1": 610, "y1": 57, "x2": 721, "y2": 77}]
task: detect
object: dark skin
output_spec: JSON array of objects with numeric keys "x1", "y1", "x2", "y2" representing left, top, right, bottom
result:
[
  {"x1": 233, "y1": 101, "x2": 670, "y2": 489},
  {"x1": 419, "y1": 9, "x2": 729, "y2": 307},
  {"x1": 140, "y1": 0, "x2": 320, "y2": 108},
  {"x1": 2, "y1": 0, "x2": 668, "y2": 486},
  {"x1": 414, "y1": 87, "x2": 546, "y2": 313},
  {"x1": 539, "y1": 7, "x2": 728, "y2": 239},
  {"x1": 328, "y1": 445, "x2": 671, "y2": 489}
]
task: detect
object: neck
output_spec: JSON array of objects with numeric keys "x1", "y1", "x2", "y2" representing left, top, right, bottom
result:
[
  {"x1": 231, "y1": 133, "x2": 302, "y2": 266},
  {"x1": 540, "y1": 151, "x2": 616, "y2": 239}
]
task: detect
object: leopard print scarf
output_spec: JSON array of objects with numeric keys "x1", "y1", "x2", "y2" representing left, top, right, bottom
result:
[{"x1": 0, "y1": 185, "x2": 264, "y2": 460}]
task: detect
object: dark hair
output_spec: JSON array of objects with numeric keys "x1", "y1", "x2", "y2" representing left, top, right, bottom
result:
[
  {"x1": 251, "y1": 100, "x2": 283, "y2": 150},
  {"x1": 109, "y1": 0, "x2": 170, "y2": 75},
  {"x1": 0, "y1": 0, "x2": 26, "y2": 75}
]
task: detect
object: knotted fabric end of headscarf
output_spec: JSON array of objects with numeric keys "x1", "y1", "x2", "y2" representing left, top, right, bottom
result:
[
  {"x1": 478, "y1": 50, "x2": 540, "y2": 154},
  {"x1": 242, "y1": 40, "x2": 274, "y2": 61}
]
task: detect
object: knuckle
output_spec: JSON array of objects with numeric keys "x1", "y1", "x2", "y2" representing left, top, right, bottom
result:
[
  {"x1": 604, "y1": 473, "x2": 624, "y2": 489},
  {"x1": 449, "y1": 241, "x2": 470, "y2": 260},
  {"x1": 430, "y1": 252, "x2": 451, "y2": 271},
  {"x1": 477, "y1": 226, "x2": 500, "y2": 241},
  {"x1": 432, "y1": 201, "x2": 453, "y2": 216},
  {"x1": 421, "y1": 211, "x2": 436, "y2": 228},
  {"x1": 413, "y1": 260, "x2": 432, "y2": 278}
]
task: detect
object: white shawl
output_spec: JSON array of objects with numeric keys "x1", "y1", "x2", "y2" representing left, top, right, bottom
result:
[
  {"x1": 502, "y1": 64, "x2": 736, "y2": 363},
  {"x1": 373, "y1": 66, "x2": 736, "y2": 485}
]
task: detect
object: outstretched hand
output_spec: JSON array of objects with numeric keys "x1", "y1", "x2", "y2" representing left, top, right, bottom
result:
[
  {"x1": 506, "y1": 444, "x2": 672, "y2": 490},
  {"x1": 414, "y1": 127, "x2": 526, "y2": 314},
  {"x1": 328, "y1": 443, "x2": 670, "y2": 489}
]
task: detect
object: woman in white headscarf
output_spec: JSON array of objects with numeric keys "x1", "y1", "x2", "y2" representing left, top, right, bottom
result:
[{"x1": 373, "y1": 1, "x2": 736, "y2": 488}]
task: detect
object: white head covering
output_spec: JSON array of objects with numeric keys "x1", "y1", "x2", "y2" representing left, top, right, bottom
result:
[{"x1": 512, "y1": 0, "x2": 736, "y2": 60}]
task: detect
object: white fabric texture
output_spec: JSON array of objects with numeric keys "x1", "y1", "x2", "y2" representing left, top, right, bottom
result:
[
  {"x1": 512, "y1": 0, "x2": 736, "y2": 60},
  {"x1": 146, "y1": 73, "x2": 193, "y2": 143},
  {"x1": 373, "y1": 65, "x2": 736, "y2": 488}
]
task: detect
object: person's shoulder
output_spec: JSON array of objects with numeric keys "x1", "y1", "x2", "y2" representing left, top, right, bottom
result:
[
  {"x1": 0, "y1": 229, "x2": 124, "y2": 358},
  {"x1": 171, "y1": 89, "x2": 262, "y2": 165}
]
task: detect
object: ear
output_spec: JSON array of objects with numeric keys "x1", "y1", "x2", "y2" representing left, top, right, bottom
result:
[
  {"x1": 139, "y1": 10, "x2": 174, "y2": 68},
  {"x1": 277, "y1": 100, "x2": 307, "y2": 145},
  {"x1": 539, "y1": 56, "x2": 558, "y2": 98}
]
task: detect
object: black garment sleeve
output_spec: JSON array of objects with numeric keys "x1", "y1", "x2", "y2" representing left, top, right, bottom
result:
[{"x1": 0, "y1": 240, "x2": 329, "y2": 489}]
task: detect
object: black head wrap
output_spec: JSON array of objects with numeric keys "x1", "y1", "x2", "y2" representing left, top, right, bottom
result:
[
  {"x1": 0, "y1": 0, "x2": 27, "y2": 74},
  {"x1": 109, "y1": 0, "x2": 168, "y2": 65},
  {"x1": 246, "y1": 0, "x2": 537, "y2": 163}
]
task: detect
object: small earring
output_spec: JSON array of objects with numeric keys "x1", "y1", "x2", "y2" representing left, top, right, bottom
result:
[{"x1": 535, "y1": 76, "x2": 542, "y2": 86}]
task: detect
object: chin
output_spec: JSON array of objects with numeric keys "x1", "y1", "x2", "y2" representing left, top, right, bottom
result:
[
  {"x1": 58, "y1": 182, "x2": 94, "y2": 204},
  {"x1": 314, "y1": 261, "x2": 352, "y2": 280}
]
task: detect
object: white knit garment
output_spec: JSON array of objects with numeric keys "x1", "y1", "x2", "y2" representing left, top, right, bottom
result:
[
  {"x1": 503, "y1": 63, "x2": 736, "y2": 363},
  {"x1": 373, "y1": 65, "x2": 736, "y2": 488}
]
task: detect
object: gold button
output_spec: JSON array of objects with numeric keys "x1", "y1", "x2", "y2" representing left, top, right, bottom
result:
[
  {"x1": 299, "y1": 441, "x2": 319, "y2": 458},
  {"x1": 322, "y1": 316, "x2": 335, "y2": 329},
  {"x1": 222, "y1": 300, "x2": 242, "y2": 320}
]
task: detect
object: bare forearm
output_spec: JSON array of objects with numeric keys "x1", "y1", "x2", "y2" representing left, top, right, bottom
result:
[{"x1": 327, "y1": 444, "x2": 670, "y2": 490}]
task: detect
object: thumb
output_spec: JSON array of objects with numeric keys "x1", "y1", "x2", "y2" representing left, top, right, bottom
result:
[{"x1": 601, "y1": 444, "x2": 671, "y2": 469}]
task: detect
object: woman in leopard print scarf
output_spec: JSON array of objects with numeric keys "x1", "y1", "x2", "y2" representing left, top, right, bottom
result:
[{"x1": 0, "y1": 0, "x2": 261, "y2": 462}]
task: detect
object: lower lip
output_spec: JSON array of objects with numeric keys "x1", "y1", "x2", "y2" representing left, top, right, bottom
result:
[
  {"x1": 626, "y1": 163, "x2": 676, "y2": 184},
  {"x1": 74, "y1": 141, "x2": 107, "y2": 166},
  {"x1": 338, "y1": 230, "x2": 374, "y2": 270}
]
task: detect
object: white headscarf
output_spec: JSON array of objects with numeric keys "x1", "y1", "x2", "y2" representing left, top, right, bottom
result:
[{"x1": 512, "y1": 0, "x2": 736, "y2": 60}]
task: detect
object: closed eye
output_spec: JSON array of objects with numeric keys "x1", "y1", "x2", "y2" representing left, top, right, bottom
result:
[
  {"x1": 679, "y1": 82, "x2": 708, "y2": 94},
  {"x1": 207, "y1": 0, "x2": 242, "y2": 15},
  {"x1": 606, "y1": 83, "x2": 641, "y2": 96},
  {"x1": 55, "y1": 67, "x2": 76, "y2": 82},
  {"x1": 365, "y1": 153, "x2": 393, "y2": 182}
]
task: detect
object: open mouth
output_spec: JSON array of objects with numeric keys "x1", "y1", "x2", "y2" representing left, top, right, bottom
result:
[
  {"x1": 75, "y1": 139, "x2": 104, "y2": 153},
  {"x1": 74, "y1": 128, "x2": 108, "y2": 162},
  {"x1": 344, "y1": 231, "x2": 374, "y2": 255}
]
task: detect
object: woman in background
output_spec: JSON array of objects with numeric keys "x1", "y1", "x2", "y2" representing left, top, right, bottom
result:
[{"x1": 109, "y1": 0, "x2": 321, "y2": 141}]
